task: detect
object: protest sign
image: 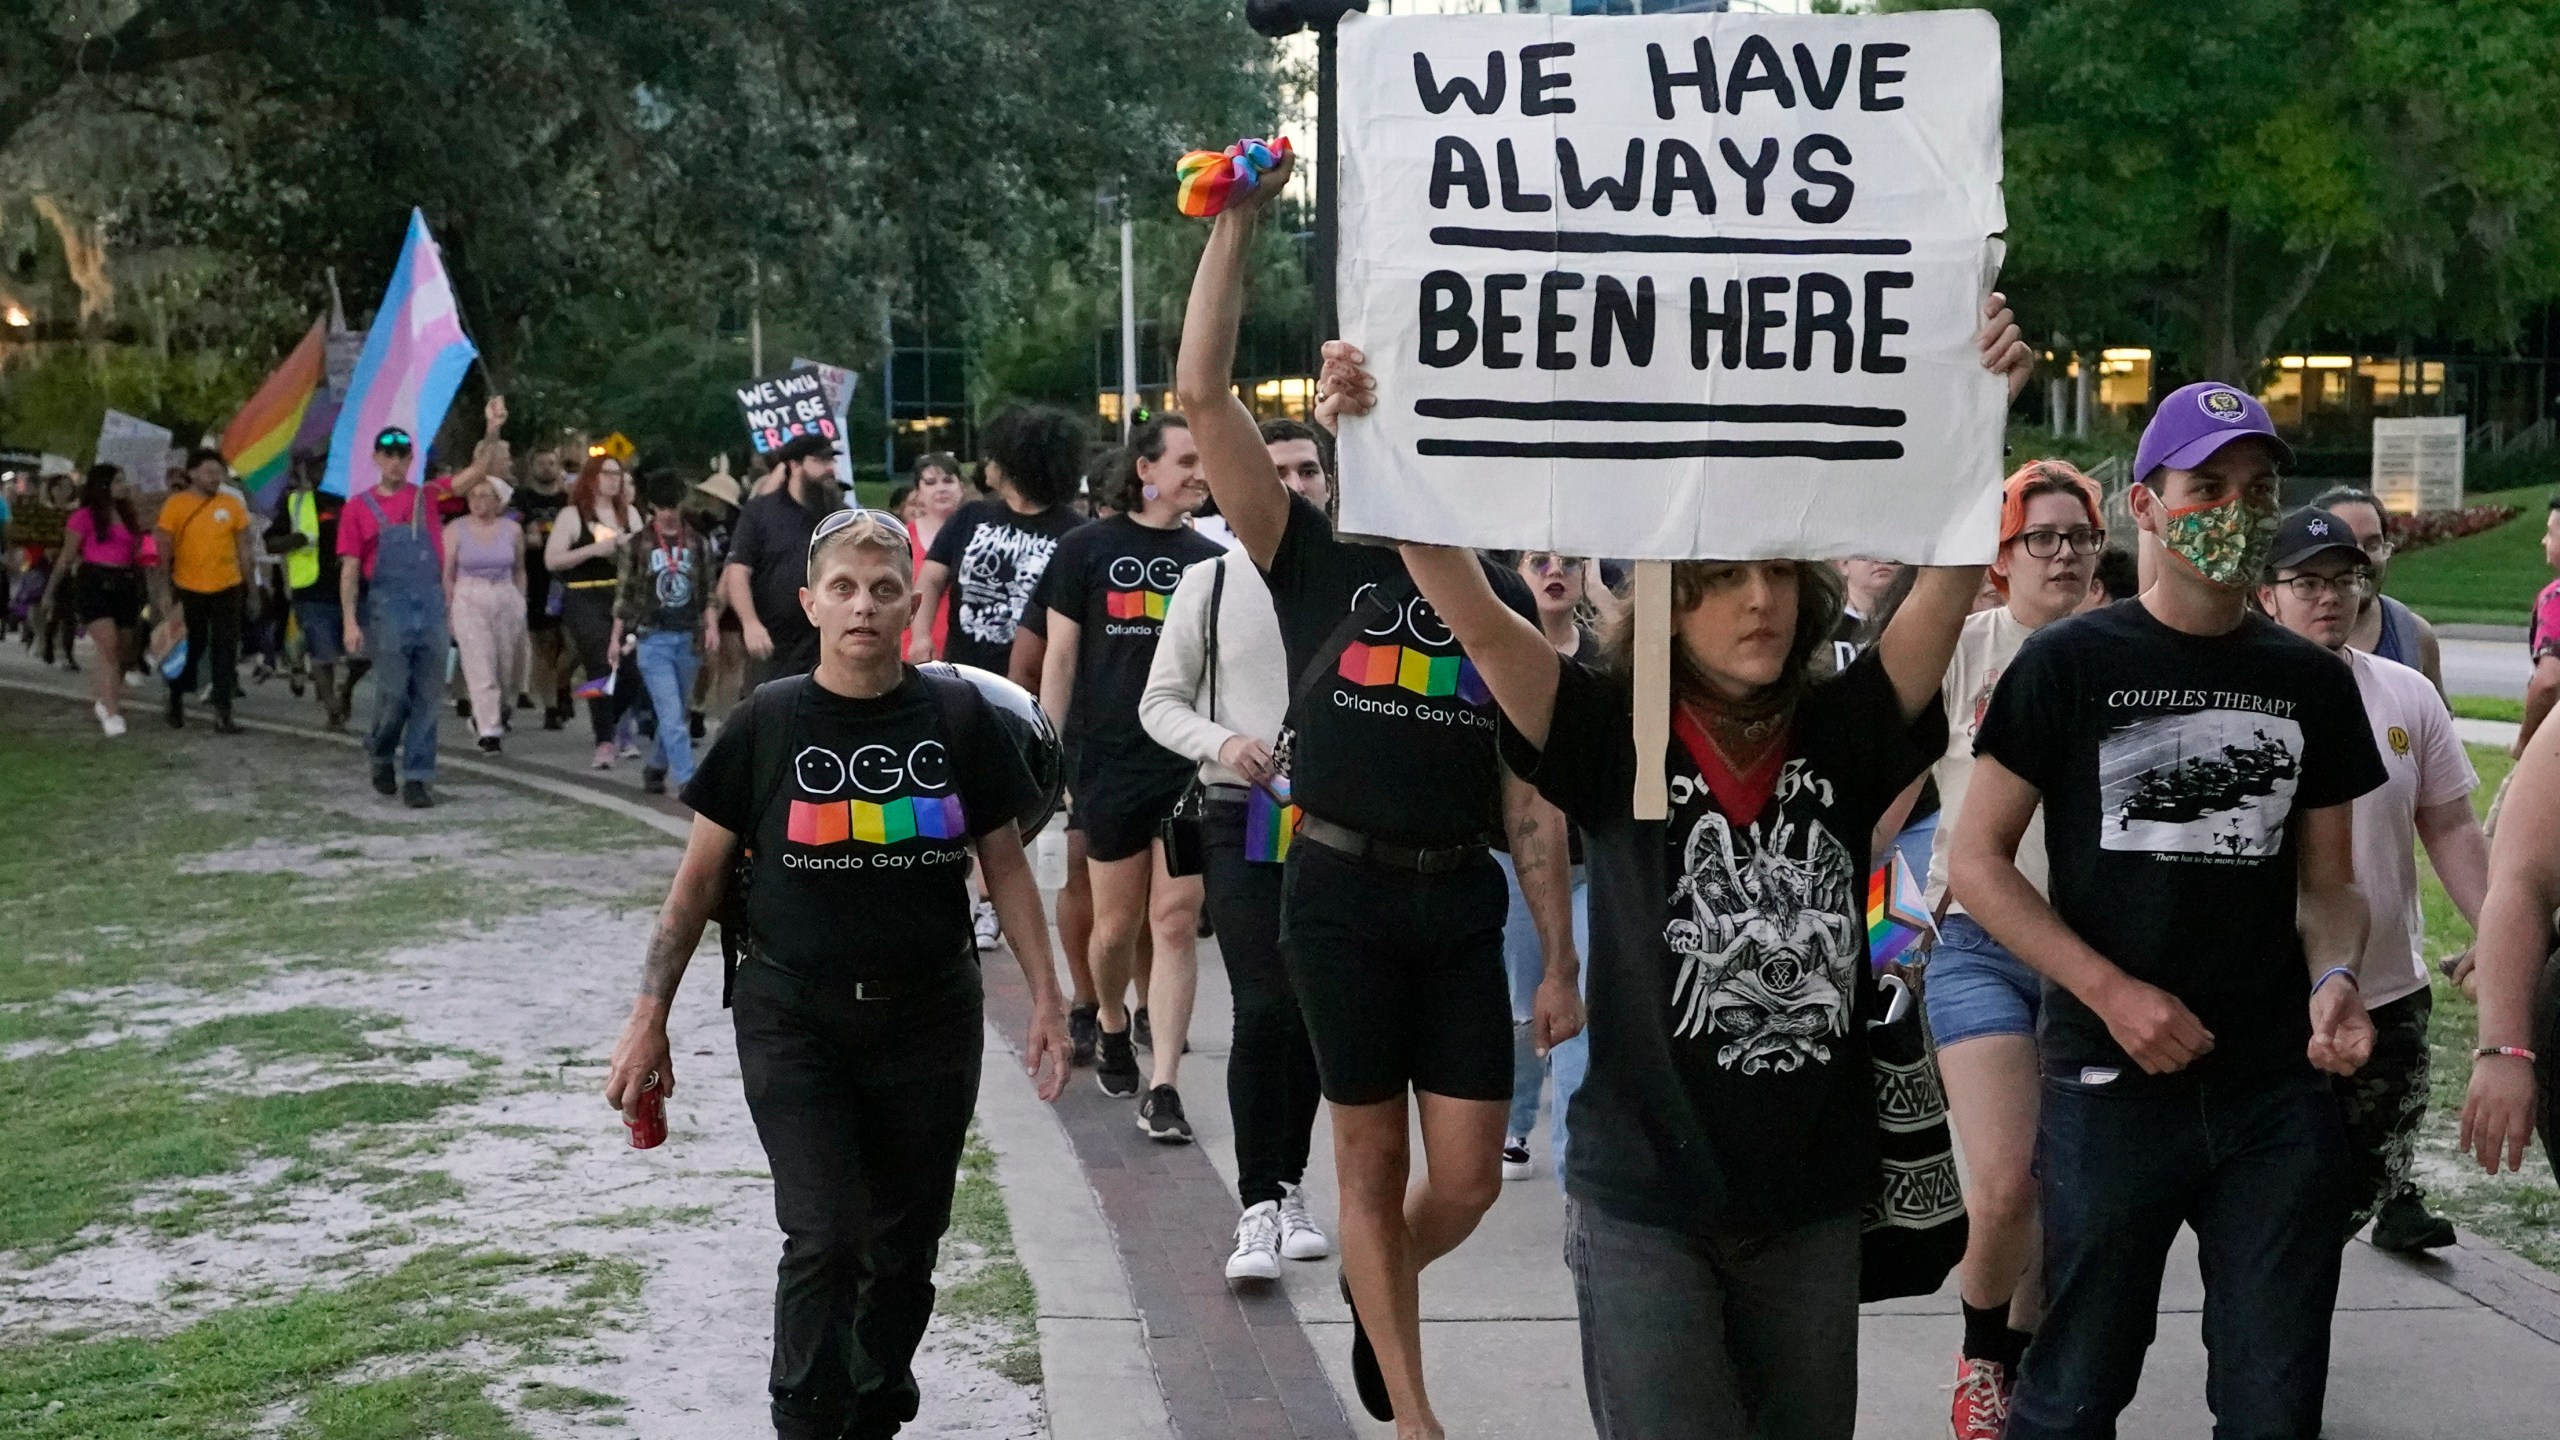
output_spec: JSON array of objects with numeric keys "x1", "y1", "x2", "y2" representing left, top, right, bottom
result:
[
  {"x1": 1335, "y1": 10, "x2": 2007, "y2": 562},
  {"x1": 792, "y1": 356, "x2": 861, "y2": 479},
  {"x1": 735, "y1": 365, "x2": 841, "y2": 456},
  {"x1": 96, "y1": 410, "x2": 175, "y2": 494}
]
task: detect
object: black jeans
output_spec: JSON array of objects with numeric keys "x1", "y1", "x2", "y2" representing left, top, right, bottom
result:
[
  {"x1": 1204, "y1": 800, "x2": 1323, "y2": 1209},
  {"x1": 732, "y1": 958, "x2": 984, "y2": 1440},
  {"x1": 1565, "y1": 1198, "x2": 1860, "y2": 1440},
  {"x1": 174, "y1": 584, "x2": 244, "y2": 705},
  {"x1": 2010, "y1": 1066, "x2": 2347, "y2": 1440},
  {"x1": 560, "y1": 587, "x2": 624, "y2": 743}
]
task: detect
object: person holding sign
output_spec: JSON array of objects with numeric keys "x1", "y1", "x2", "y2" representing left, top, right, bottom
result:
[
  {"x1": 1351, "y1": 296, "x2": 2027, "y2": 1439},
  {"x1": 1177, "y1": 147, "x2": 1576, "y2": 1439},
  {"x1": 1949, "y1": 387, "x2": 2386, "y2": 1440}
]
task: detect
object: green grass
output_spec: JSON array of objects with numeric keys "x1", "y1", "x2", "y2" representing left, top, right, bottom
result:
[
  {"x1": 2385, "y1": 485, "x2": 2556, "y2": 627},
  {"x1": 572, "y1": 1204, "x2": 716, "y2": 1230},
  {"x1": 0, "y1": 1248, "x2": 627, "y2": 1440},
  {"x1": 2415, "y1": 744, "x2": 2560, "y2": 1269},
  {"x1": 937, "y1": 1134, "x2": 1041, "y2": 1386},
  {"x1": 2448, "y1": 694, "x2": 2526, "y2": 724},
  {"x1": 0, "y1": 1006, "x2": 479, "y2": 1256}
]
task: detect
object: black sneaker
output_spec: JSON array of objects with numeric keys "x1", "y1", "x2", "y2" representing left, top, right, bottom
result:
[
  {"x1": 516, "y1": 692, "x2": 534, "y2": 711},
  {"x1": 689, "y1": 710, "x2": 707, "y2": 740},
  {"x1": 477, "y1": 735, "x2": 502, "y2": 754},
  {"x1": 166, "y1": 691, "x2": 185, "y2": 729},
  {"x1": 642, "y1": 767, "x2": 667, "y2": 795},
  {"x1": 1137, "y1": 1085, "x2": 1193, "y2": 1144},
  {"x1": 211, "y1": 707, "x2": 242, "y2": 735},
  {"x1": 2371, "y1": 1192, "x2": 2458, "y2": 1252},
  {"x1": 1341, "y1": 1272, "x2": 1394, "y2": 1421},
  {"x1": 1096, "y1": 1029, "x2": 1141, "y2": 1098},
  {"x1": 371, "y1": 762, "x2": 398, "y2": 796},
  {"x1": 401, "y1": 780, "x2": 435, "y2": 810},
  {"x1": 1068, "y1": 1003, "x2": 1100, "y2": 1067},
  {"x1": 1133, "y1": 1007, "x2": 1152, "y2": 1050}
]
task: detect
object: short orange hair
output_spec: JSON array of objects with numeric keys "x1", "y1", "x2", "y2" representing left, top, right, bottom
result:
[{"x1": 1992, "y1": 460, "x2": 2105, "y2": 596}]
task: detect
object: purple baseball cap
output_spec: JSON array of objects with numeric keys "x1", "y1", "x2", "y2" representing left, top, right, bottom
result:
[{"x1": 2134, "y1": 381, "x2": 2294, "y2": 486}]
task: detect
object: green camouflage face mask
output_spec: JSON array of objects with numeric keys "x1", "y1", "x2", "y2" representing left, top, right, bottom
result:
[{"x1": 2159, "y1": 493, "x2": 2278, "y2": 589}]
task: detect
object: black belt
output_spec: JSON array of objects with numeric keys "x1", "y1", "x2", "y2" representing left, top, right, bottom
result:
[
  {"x1": 1203, "y1": 783, "x2": 1254, "y2": 806},
  {"x1": 746, "y1": 940, "x2": 973, "y2": 1001},
  {"x1": 1294, "y1": 813, "x2": 1487, "y2": 875}
]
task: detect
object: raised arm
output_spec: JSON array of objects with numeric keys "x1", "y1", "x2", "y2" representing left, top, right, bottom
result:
[
  {"x1": 1173, "y1": 152, "x2": 1296, "y2": 570},
  {"x1": 1874, "y1": 566, "x2": 1985, "y2": 722},
  {"x1": 1400, "y1": 543, "x2": 1563, "y2": 751}
]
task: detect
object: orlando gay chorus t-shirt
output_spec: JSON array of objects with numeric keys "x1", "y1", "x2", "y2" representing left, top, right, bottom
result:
[
  {"x1": 1973, "y1": 601, "x2": 2385, "y2": 1087},
  {"x1": 1034, "y1": 513, "x2": 1224, "y2": 797},
  {"x1": 683, "y1": 673, "x2": 1041, "y2": 984}
]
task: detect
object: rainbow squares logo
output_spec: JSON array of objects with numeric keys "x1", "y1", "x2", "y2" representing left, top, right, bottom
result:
[
  {"x1": 1337, "y1": 643, "x2": 1491, "y2": 705},
  {"x1": 787, "y1": 794, "x2": 966, "y2": 846},
  {"x1": 1107, "y1": 589, "x2": 1169, "y2": 621}
]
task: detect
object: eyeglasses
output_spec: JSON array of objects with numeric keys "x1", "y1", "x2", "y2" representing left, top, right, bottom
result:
[
  {"x1": 1524, "y1": 553, "x2": 1587, "y2": 573},
  {"x1": 2016, "y1": 526, "x2": 2107, "y2": 558},
  {"x1": 2272, "y1": 571, "x2": 2373, "y2": 603},
  {"x1": 806, "y1": 507, "x2": 913, "y2": 569},
  {"x1": 2358, "y1": 537, "x2": 2395, "y2": 565}
]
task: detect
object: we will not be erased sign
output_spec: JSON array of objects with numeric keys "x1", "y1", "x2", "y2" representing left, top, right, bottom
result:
[{"x1": 1335, "y1": 9, "x2": 2008, "y2": 562}]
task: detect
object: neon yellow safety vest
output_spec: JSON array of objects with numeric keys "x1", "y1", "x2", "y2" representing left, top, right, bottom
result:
[{"x1": 286, "y1": 490, "x2": 321, "y2": 591}]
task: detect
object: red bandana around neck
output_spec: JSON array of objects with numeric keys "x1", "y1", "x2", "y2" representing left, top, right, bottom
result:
[{"x1": 1670, "y1": 702, "x2": 1792, "y2": 827}]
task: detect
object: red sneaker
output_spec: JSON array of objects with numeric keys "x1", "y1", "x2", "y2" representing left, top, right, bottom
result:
[{"x1": 1950, "y1": 1354, "x2": 2011, "y2": 1439}]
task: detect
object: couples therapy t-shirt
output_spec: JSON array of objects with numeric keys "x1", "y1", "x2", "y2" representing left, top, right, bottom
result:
[
  {"x1": 683, "y1": 674, "x2": 1041, "y2": 983},
  {"x1": 1034, "y1": 513, "x2": 1223, "y2": 795},
  {"x1": 1506, "y1": 649, "x2": 1942, "y2": 1230},
  {"x1": 1973, "y1": 601, "x2": 2385, "y2": 1086},
  {"x1": 1261, "y1": 493, "x2": 1537, "y2": 844}
]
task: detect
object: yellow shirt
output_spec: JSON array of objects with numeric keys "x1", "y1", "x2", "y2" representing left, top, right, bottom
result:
[{"x1": 158, "y1": 488, "x2": 250, "y2": 594}]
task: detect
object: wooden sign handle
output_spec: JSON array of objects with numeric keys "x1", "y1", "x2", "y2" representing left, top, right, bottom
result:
[{"x1": 1632, "y1": 561, "x2": 1671, "y2": 822}]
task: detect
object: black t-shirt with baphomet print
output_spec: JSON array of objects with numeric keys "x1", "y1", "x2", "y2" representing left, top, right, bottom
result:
[{"x1": 1503, "y1": 647, "x2": 1943, "y2": 1232}]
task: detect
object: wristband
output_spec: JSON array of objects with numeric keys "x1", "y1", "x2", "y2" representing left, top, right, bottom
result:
[
  {"x1": 2475, "y1": 1046, "x2": 2538, "y2": 1064},
  {"x1": 2312, "y1": 966, "x2": 2358, "y2": 995}
]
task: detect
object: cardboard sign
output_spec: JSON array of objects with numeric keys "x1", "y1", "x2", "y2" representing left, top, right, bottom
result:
[
  {"x1": 96, "y1": 409, "x2": 175, "y2": 495},
  {"x1": 1335, "y1": 10, "x2": 2007, "y2": 562},
  {"x1": 735, "y1": 365, "x2": 841, "y2": 456}
]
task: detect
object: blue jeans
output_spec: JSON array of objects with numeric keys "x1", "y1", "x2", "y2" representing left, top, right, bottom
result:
[
  {"x1": 1495, "y1": 852, "x2": 1592, "y2": 1183},
  {"x1": 1921, "y1": 913, "x2": 2043, "y2": 1048},
  {"x1": 366, "y1": 587, "x2": 448, "y2": 781},
  {"x1": 2010, "y1": 1067, "x2": 2348, "y2": 1440},
  {"x1": 292, "y1": 598, "x2": 345, "y2": 665},
  {"x1": 635, "y1": 629, "x2": 702, "y2": 784}
]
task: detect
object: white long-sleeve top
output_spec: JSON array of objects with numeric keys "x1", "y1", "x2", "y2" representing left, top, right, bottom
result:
[{"x1": 1139, "y1": 553, "x2": 1290, "y2": 788}]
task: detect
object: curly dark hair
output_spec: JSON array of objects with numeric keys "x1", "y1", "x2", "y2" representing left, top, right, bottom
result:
[
  {"x1": 1099, "y1": 414, "x2": 1190, "y2": 513},
  {"x1": 979, "y1": 404, "x2": 1091, "y2": 509}
]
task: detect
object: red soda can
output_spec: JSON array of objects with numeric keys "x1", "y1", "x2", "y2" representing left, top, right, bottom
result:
[{"x1": 626, "y1": 1070, "x2": 667, "y2": 1150}]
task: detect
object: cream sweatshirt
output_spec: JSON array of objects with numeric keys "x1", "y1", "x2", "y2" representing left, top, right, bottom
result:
[{"x1": 1139, "y1": 554, "x2": 1290, "y2": 787}]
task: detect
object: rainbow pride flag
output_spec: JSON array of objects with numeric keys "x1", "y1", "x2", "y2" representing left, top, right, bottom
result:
[
  {"x1": 1107, "y1": 589, "x2": 1169, "y2": 621},
  {"x1": 1866, "y1": 851, "x2": 1936, "y2": 969},
  {"x1": 221, "y1": 320, "x2": 325, "y2": 511},
  {"x1": 322, "y1": 209, "x2": 478, "y2": 497},
  {"x1": 1245, "y1": 779, "x2": 1300, "y2": 864}
]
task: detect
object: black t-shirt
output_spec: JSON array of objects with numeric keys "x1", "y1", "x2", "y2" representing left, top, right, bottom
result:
[
  {"x1": 1262, "y1": 494, "x2": 1538, "y2": 844},
  {"x1": 1506, "y1": 648, "x2": 1940, "y2": 1230},
  {"x1": 1973, "y1": 601, "x2": 2386, "y2": 1086},
  {"x1": 515, "y1": 485, "x2": 568, "y2": 618},
  {"x1": 1035, "y1": 514, "x2": 1224, "y2": 793},
  {"x1": 727, "y1": 486, "x2": 839, "y2": 653},
  {"x1": 681, "y1": 673, "x2": 1041, "y2": 984},
  {"x1": 928, "y1": 499, "x2": 1084, "y2": 674}
]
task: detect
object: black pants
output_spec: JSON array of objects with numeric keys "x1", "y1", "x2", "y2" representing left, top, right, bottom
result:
[
  {"x1": 1204, "y1": 800, "x2": 1323, "y2": 1208},
  {"x1": 2334, "y1": 987, "x2": 2434, "y2": 1235},
  {"x1": 559, "y1": 587, "x2": 624, "y2": 743},
  {"x1": 733, "y1": 958, "x2": 984, "y2": 1440},
  {"x1": 174, "y1": 584, "x2": 244, "y2": 705}
]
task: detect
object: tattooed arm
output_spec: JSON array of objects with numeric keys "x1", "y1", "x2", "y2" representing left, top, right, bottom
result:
[
  {"x1": 604, "y1": 813, "x2": 741, "y2": 1121},
  {"x1": 1506, "y1": 772, "x2": 1586, "y2": 1056}
]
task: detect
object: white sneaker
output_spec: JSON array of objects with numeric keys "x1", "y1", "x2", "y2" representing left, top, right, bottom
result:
[
  {"x1": 99, "y1": 707, "x2": 127, "y2": 738},
  {"x1": 1276, "y1": 1182, "x2": 1332, "y2": 1261},
  {"x1": 972, "y1": 899, "x2": 1002, "y2": 947},
  {"x1": 1502, "y1": 1136, "x2": 1534, "y2": 1182},
  {"x1": 1226, "y1": 1201, "x2": 1282, "y2": 1282}
]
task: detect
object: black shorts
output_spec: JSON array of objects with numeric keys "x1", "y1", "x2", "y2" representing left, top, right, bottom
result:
[
  {"x1": 1280, "y1": 833, "x2": 1510, "y2": 1106},
  {"x1": 1073, "y1": 764, "x2": 1188, "y2": 864},
  {"x1": 72, "y1": 565, "x2": 145, "y2": 629}
]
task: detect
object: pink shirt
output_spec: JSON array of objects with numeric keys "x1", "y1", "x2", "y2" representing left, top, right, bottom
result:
[
  {"x1": 65, "y1": 507, "x2": 144, "y2": 567},
  {"x1": 336, "y1": 480, "x2": 453, "y2": 580},
  {"x1": 2532, "y1": 578, "x2": 2560, "y2": 661}
]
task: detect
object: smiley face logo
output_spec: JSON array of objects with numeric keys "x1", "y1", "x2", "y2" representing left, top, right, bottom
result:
[
  {"x1": 2200, "y1": 388, "x2": 2247, "y2": 423},
  {"x1": 2387, "y1": 725, "x2": 2410, "y2": 756},
  {"x1": 1146, "y1": 556, "x2": 1183, "y2": 589},
  {"x1": 848, "y1": 744, "x2": 906, "y2": 796},
  {"x1": 1403, "y1": 596, "x2": 1454, "y2": 647},
  {"x1": 795, "y1": 746, "x2": 846, "y2": 795},
  {"x1": 1107, "y1": 556, "x2": 1146, "y2": 588},
  {"x1": 908, "y1": 739, "x2": 951, "y2": 790}
]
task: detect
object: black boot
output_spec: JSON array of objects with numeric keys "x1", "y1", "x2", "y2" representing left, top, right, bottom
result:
[{"x1": 166, "y1": 690, "x2": 185, "y2": 729}]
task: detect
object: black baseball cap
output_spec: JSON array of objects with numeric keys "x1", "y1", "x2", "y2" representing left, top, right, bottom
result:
[
  {"x1": 774, "y1": 434, "x2": 834, "y2": 465},
  {"x1": 2267, "y1": 507, "x2": 2366, "y2": 573},
  {"x1": 374, "y1": 427, "x2": 414, "y2": 453}
]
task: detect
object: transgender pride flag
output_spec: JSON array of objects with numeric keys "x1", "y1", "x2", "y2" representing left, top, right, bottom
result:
[{"x1": 321, "y1": 209, "x2": 478, "y2": 497}]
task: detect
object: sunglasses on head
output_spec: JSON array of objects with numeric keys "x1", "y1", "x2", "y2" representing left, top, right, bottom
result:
[
  {"x1": 376, "y1": 431, "x2": 414, "y2": 453},
  {"x1": 805, "y1": 507, "x2": 913, "y2": 569}
]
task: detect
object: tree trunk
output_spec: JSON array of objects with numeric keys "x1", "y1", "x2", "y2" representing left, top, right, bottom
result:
[
  {"x1": 2201, "y1": 208, "x2": 2241, "y2": 382},
  {"x1": 2241, "y1": 242, "x2": 2335, "y2": 381}
]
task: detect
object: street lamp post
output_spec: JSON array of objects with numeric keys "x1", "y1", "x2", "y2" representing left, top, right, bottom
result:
[{"x1": 1245, "y1": 0, "x2": 1370, "y2": 346}]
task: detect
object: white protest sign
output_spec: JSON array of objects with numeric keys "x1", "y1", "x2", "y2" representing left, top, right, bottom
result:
[
  {"x1": 1336, "y1": 10, "x2": 2007, "y2": 562},
  {"x1": 95, "y1": 410, "x2": 175, "y2": 494}
]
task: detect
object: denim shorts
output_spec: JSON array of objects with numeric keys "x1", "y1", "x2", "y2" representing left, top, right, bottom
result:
[{"x1": 1923, "y1": 913, "x2": 2043, "y2": 1048}]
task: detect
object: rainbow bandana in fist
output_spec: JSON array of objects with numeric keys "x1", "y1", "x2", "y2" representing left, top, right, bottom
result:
[{"x1": 1175, "y1": 136, "x2": 1293, "y2": 218}]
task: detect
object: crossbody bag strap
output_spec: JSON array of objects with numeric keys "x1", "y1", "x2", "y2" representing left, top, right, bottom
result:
[
  {"x1": 1204, "y1": 557, "x2": 1225, "y2": 729},
  {"x1": 1286, "y1": 580, "x2": 1400, "y2": 726},
  {"x1": 723, "y1": 673, "x2": 809, "y2": 1007}
]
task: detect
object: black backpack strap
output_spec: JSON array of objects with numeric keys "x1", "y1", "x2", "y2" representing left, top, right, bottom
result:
[
  {"x1": 919, "y1": 666, "x2": 992, "y2": 782},
  {"x1": 720, "y1": 673, "x2": 809, "y2": 1007},
  {"x1": 1286, "y1": 580, "x2": 1401, "y2": 728}
]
